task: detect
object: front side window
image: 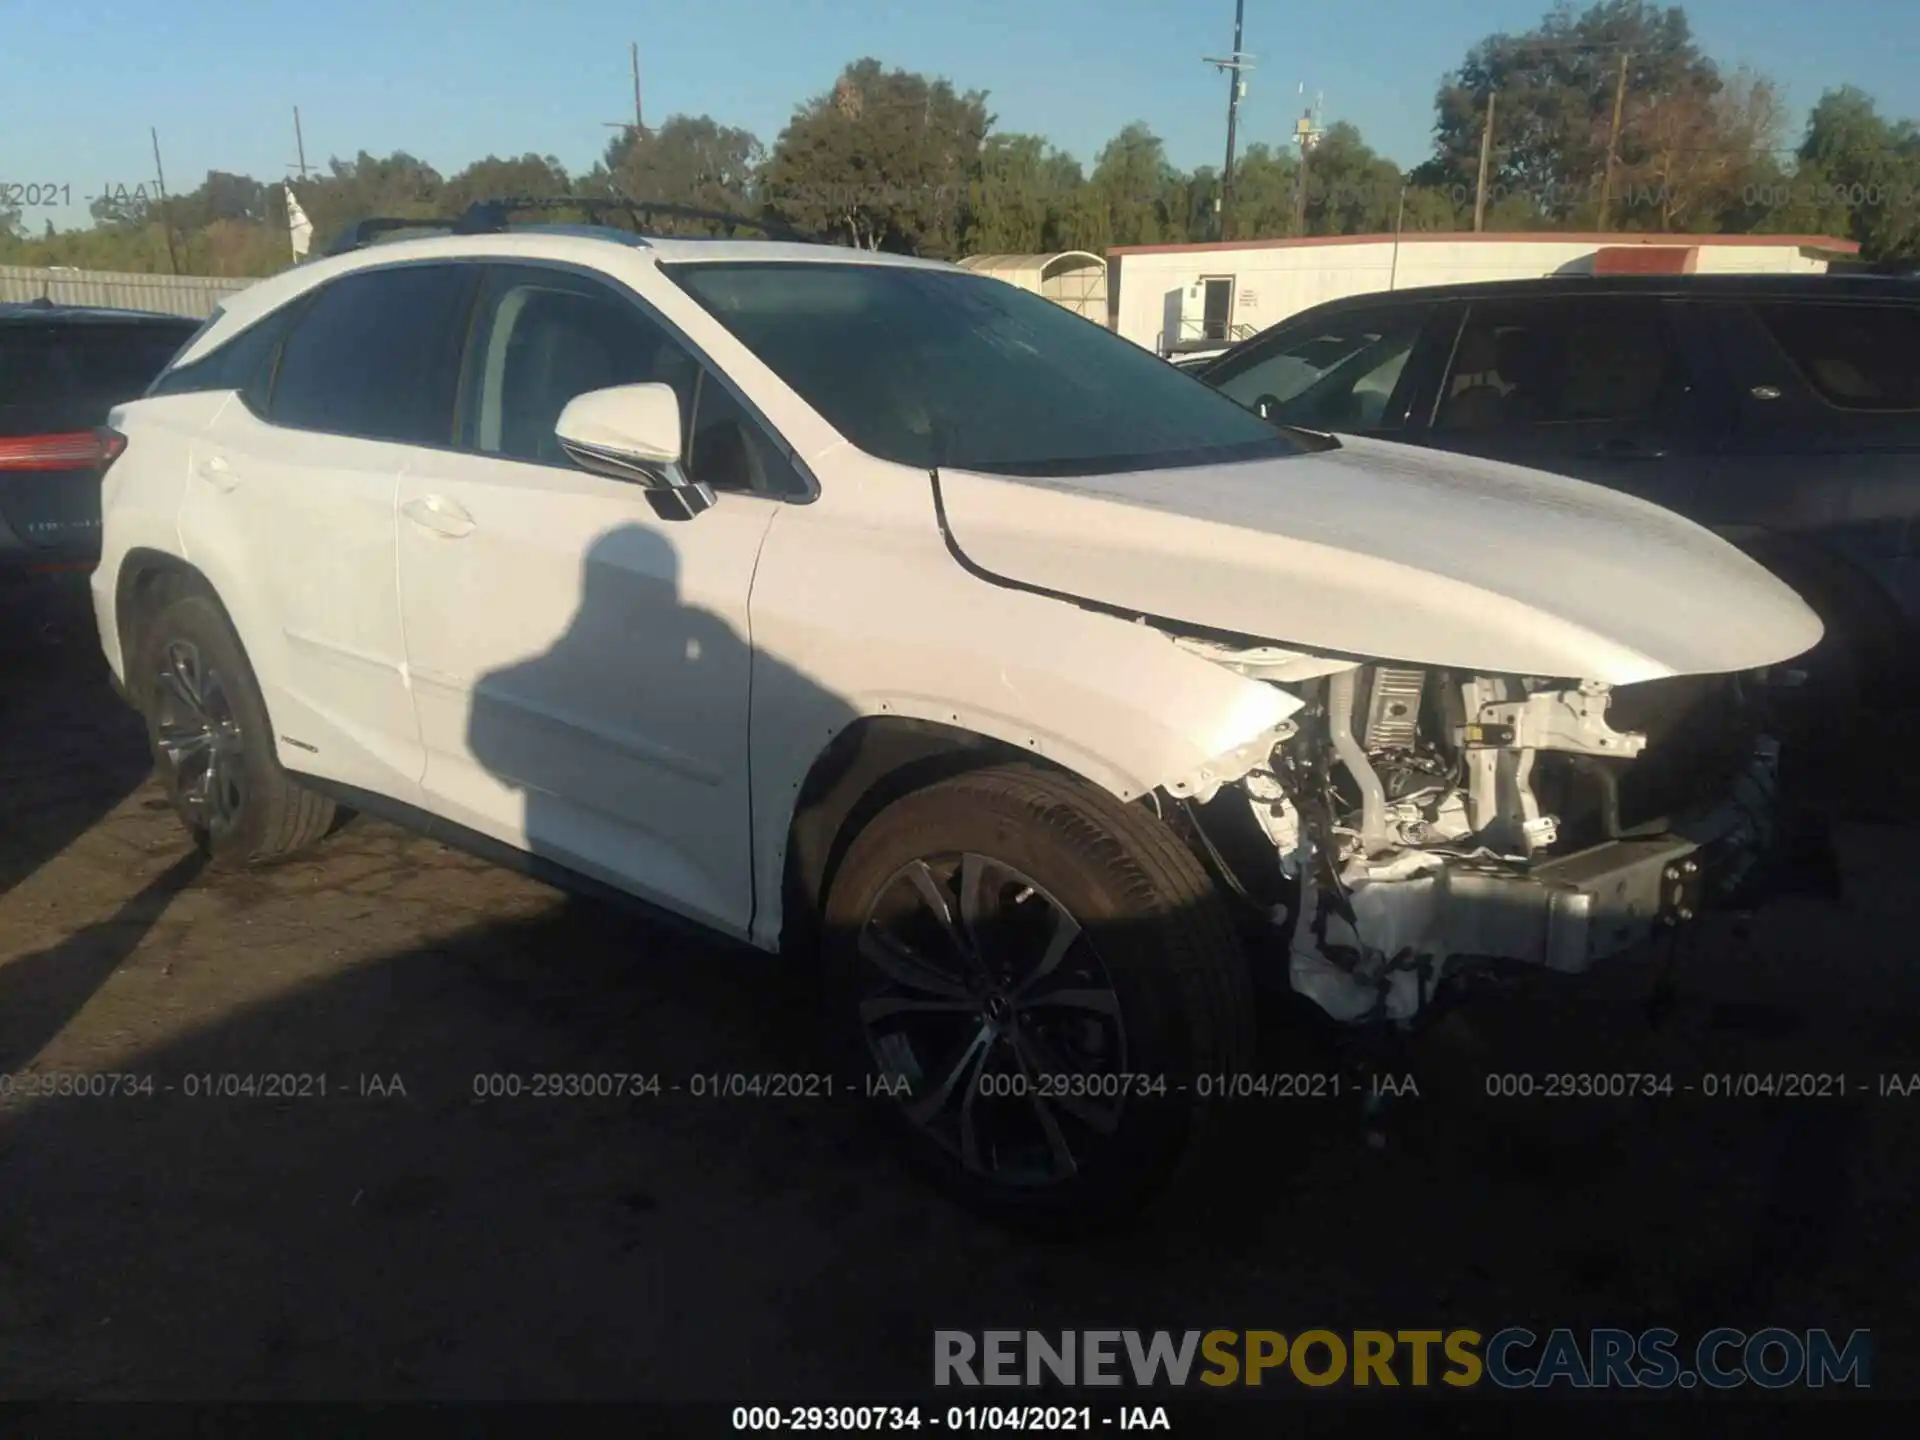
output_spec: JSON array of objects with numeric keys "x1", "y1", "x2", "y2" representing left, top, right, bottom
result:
[
  {"x1": 1750, "y1": 300, "x2": 1920, "y2": 411},
  {"x1": 1208, "y1": 307, "x2": 1431, "y2": 431},
  {"x1": 667, "y1": 262, "x2": 1302, "y2": 476},
  {"x1": 269, "y1": 263, "x2": 477, "y2": 444},
  {"x1": 684, "y1": 369, "x2": 805, "y2": 496},
  {"x1": 458, "y1": 266, "x2": 699, "y2": 466},
  {"x1": 1434, "y1": 298, "x2": 1687, "y2": 432},
  {"x1": 457, "y1": 265, "x2": 803, "y2": 496}
]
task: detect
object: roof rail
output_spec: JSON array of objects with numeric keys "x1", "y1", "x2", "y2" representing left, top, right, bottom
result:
[
  {"x1": 321, "y1": 214, "x2": 475, "y2": 257},
  {"x1": 462, "y1": 194, "x2": 817, "y2": 243},
  {"x1": 321, "y1": 194, "x2": 821, "y2": 257}
]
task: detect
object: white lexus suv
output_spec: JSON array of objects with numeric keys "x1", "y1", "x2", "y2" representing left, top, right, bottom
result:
[{"x1": 92, "y1": 214, "x2": 1822, "y2": 1225}]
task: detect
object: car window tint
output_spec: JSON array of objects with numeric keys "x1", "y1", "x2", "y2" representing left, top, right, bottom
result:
[
  {"x1": 270, "y1": 264, "x2": 475, "y2": 444},
  {"x1": 459, "y1": 266, "x2": 698, "y2": 467},
  {"x1": 148, "y1": 305, "x2": 297, "y2": 410},
  {"x1": 1435, "y1": 299, "x2": 1685, "y2": 431},
  {"x1": 1750, "y1": 301, "x2": 1920, "y2": 411},
  {"x1": 0, "y1": 322, "x2": 195, "y2": 432},
  {"x1": 669, "y1": 262, "x2": 1301, "y2": 477},
  {"x1": 1212, "y1": 309, "x2": 1429, "y2": 431},
  {"x1": 686, "y1": 369, "x2": 804, "y2": 496}
]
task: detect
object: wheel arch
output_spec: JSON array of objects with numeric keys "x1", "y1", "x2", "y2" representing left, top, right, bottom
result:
[
  {"x1": 111, "y1": 550, "x2": 287, "y2": 742},
  {"x1": 777, "y1": 715, "x2": 1091, "y2": 958},
  {"x1": 113, "y1": 548, "x2": 231, "y2": 685},
  {"x1": 1725, "y1": 525, "x2": 1910, "y2": 680}
]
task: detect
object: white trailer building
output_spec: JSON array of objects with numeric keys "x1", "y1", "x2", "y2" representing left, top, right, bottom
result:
[
  {"x1": 955, "y1": 251, "x2": 1109, "y2": 322},
  {"x1": 1105, "y1": 231, "x2": 1861, "y2": 356}
]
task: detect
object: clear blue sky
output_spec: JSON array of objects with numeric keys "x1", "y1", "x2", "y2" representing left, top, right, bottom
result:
[{"x1": 2, "y1": 0, "x2": 1914, "y2": 230}]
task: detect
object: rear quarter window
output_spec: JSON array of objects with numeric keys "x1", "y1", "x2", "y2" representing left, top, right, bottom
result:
[
  {"x1": 1750, "y1": 300, "x2": 1920, "y2": 411},
  {"x1": 148, "y1": 303, "x2": 301, "y2": 412}
]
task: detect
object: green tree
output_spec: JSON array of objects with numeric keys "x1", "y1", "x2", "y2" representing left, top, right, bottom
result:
[
  {"x1": 1091, "y1": 122, "x2": 1185, "y2": 246},
  {"x1": 1300, "y1": 122, "x2": 1406, "y2": 234},
  {"x1": 584, "y1": 117, "x2": 763, "y2": 234},
  {"x1": 440, "y1": 153, "x2": 572, "y2": 215},
  {"x1": 1794, "y1": 86, "x2": 1920, "y2": 258},
  {"x1": 764, "y1": 58, "x2": 991, "y2": 255},
  {"x1": 966, "y1": 132, "x2": 1102, "y2": 252},
  {"x1": 1421, "y1": 1, "x2": 1724, "y2": 223},
  {"x1": 1224, "y1": 143, "x2": 1300, "y2": 239}
]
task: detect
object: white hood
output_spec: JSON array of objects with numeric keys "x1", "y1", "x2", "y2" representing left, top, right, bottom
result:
[{"x1": 936, "y1": 434, "x2": 1823, "y2": 683}]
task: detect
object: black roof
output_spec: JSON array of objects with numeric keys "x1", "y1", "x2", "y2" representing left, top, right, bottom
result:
[
  {"x1": 0, "y1": 298, "x2": 200, "y2": 327},
  {"x1": 1297, "y1": 271, "x2": 1920, "y2": 311}
]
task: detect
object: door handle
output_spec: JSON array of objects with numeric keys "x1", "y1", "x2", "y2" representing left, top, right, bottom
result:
[
  {"x1": 1590, "y1": 437, "x2": 1668, "y2": 460},
  {"x1": 194, "y1": 455, "x2": 240, "y2": 492},
  {"x1": 402, "y1": 494, "x2": 475, "y2": 538}
]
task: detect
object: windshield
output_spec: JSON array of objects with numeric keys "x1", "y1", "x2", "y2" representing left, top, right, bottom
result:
[{"x1": 666, "y1": 262, "x2": 1305, "y2": 476}]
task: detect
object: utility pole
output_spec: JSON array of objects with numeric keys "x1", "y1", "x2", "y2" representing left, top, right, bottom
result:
[
  {"x1": 1388, "y1": 184, "x2": 1406, "y2": 291},
  {"x1": 1599, "y1": 50, "x2": 1631, "y2": 230},
  {"x1": 602, "y1": 43, "x2": 648, "y2": 152},
  {"x1": 1291, "y1": 93, "x2": 1322, "y2": 237},
  {"x1": 1202, "y1": 0, "x2": 1254, "y2": 241},
  {"x1": 292, "y1": 106, "x2": 311, "y2": 181},
  {"x1": 150, "y1": 126, "x2": 179, "y2": 275},
  {"x1": 631, "y1": 41, "x2": 645, "y2": 134},
  {"x1": 1473, "y1": 91, "x2": 1496, "y2": 231}
]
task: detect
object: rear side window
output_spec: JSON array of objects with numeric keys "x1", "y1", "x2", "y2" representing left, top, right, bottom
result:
[
  {"x1": 1750, "y1": 301, "x2": 1920, "y2": 411},
  {"x1": 148, "y1": 305, "x2": 298, "y2": 412},
  {"x1": 1433, "y1": 298, "x2": 1688, "y2": 431},
  {"x1": 270, "y1": 263, "x2": 478, "y2": 444}
]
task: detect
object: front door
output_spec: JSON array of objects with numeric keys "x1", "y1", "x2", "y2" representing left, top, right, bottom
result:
[
  {"x1": 396, "y1": 263, "x2": 780, "y2": 938},
  {"x1": 1200, "y1": 276, "x2": 1234, "y2": 343}
]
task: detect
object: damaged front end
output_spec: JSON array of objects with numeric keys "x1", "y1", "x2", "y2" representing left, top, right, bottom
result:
[{"x1": 1164, "y1": 639, "x2": 1784, "y2": 1026}]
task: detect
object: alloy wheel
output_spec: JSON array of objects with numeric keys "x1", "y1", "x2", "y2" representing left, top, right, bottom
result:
[
  {"x1": 151, "y1": 638, "x2": 246, "y2": 832},
  {"x1": 855, "y1": 852, "x2": 1129, "y2": 1188}
]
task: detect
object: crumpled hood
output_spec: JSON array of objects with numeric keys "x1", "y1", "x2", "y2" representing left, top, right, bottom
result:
[{"x1": 934, "y1": 434, "x2": 1823, "y2": 683}]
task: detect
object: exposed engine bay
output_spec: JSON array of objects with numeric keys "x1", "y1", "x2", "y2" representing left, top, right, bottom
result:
[{"x1": 1165, "y1": 639, "x2": 1783, "y2": 1026}]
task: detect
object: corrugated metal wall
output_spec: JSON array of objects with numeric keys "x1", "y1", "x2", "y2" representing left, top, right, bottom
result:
[{"x1": 0, "y1": 265, "x2": 256, "y2": 319}]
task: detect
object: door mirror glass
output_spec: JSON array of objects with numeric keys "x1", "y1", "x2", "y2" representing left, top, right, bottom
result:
[{"x1": 555, "y1": 381, "x2": 684, "y2": 479}]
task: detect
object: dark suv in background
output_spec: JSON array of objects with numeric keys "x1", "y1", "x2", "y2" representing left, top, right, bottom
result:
[
  {"x1": 1196, "y1": 274, "x2": 1920, "y2": 708},
  {"x1": 1, "y1": 300, "x2": 198, "y2": 575}
]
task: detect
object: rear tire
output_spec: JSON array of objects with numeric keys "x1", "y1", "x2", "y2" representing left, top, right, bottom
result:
[
  {"x1": 131, "y1": 589, "x2": 335, "y2": 868},
  {"x1": 822, "y1": 764, "x2": 1256, "y2": 1231}
]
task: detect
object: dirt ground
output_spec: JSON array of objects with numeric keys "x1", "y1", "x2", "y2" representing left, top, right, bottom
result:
[{"x1": 2, "y1": 576, "x2": 1916, "y2": 1414}]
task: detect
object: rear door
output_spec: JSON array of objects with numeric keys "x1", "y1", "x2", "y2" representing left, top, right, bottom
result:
[
  {"x1": 176, "y1": 262, "x2": 479, "y2": 802},
  {"x1": 1695, "y1": 296, "x2": 1920, "y2": 627},
  {"x1": 1419, "y1": 295, "x2": 1732, "y2": 510},
  {"x1": 0, "y1": 318, "x2": 193, "y2": 562}
]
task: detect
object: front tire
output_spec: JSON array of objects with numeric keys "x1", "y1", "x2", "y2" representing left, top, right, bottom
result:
[
  {"x1": 132, "y1": 589, "x2": 335, "y2": 868},
  {"x1": 822, "y1": 764, "x2": 1255, "y2": 1230}
]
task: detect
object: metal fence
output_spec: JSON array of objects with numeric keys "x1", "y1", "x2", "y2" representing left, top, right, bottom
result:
[{"x1": 0, "y1": 265, "x2": 256, "y2": 319}]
